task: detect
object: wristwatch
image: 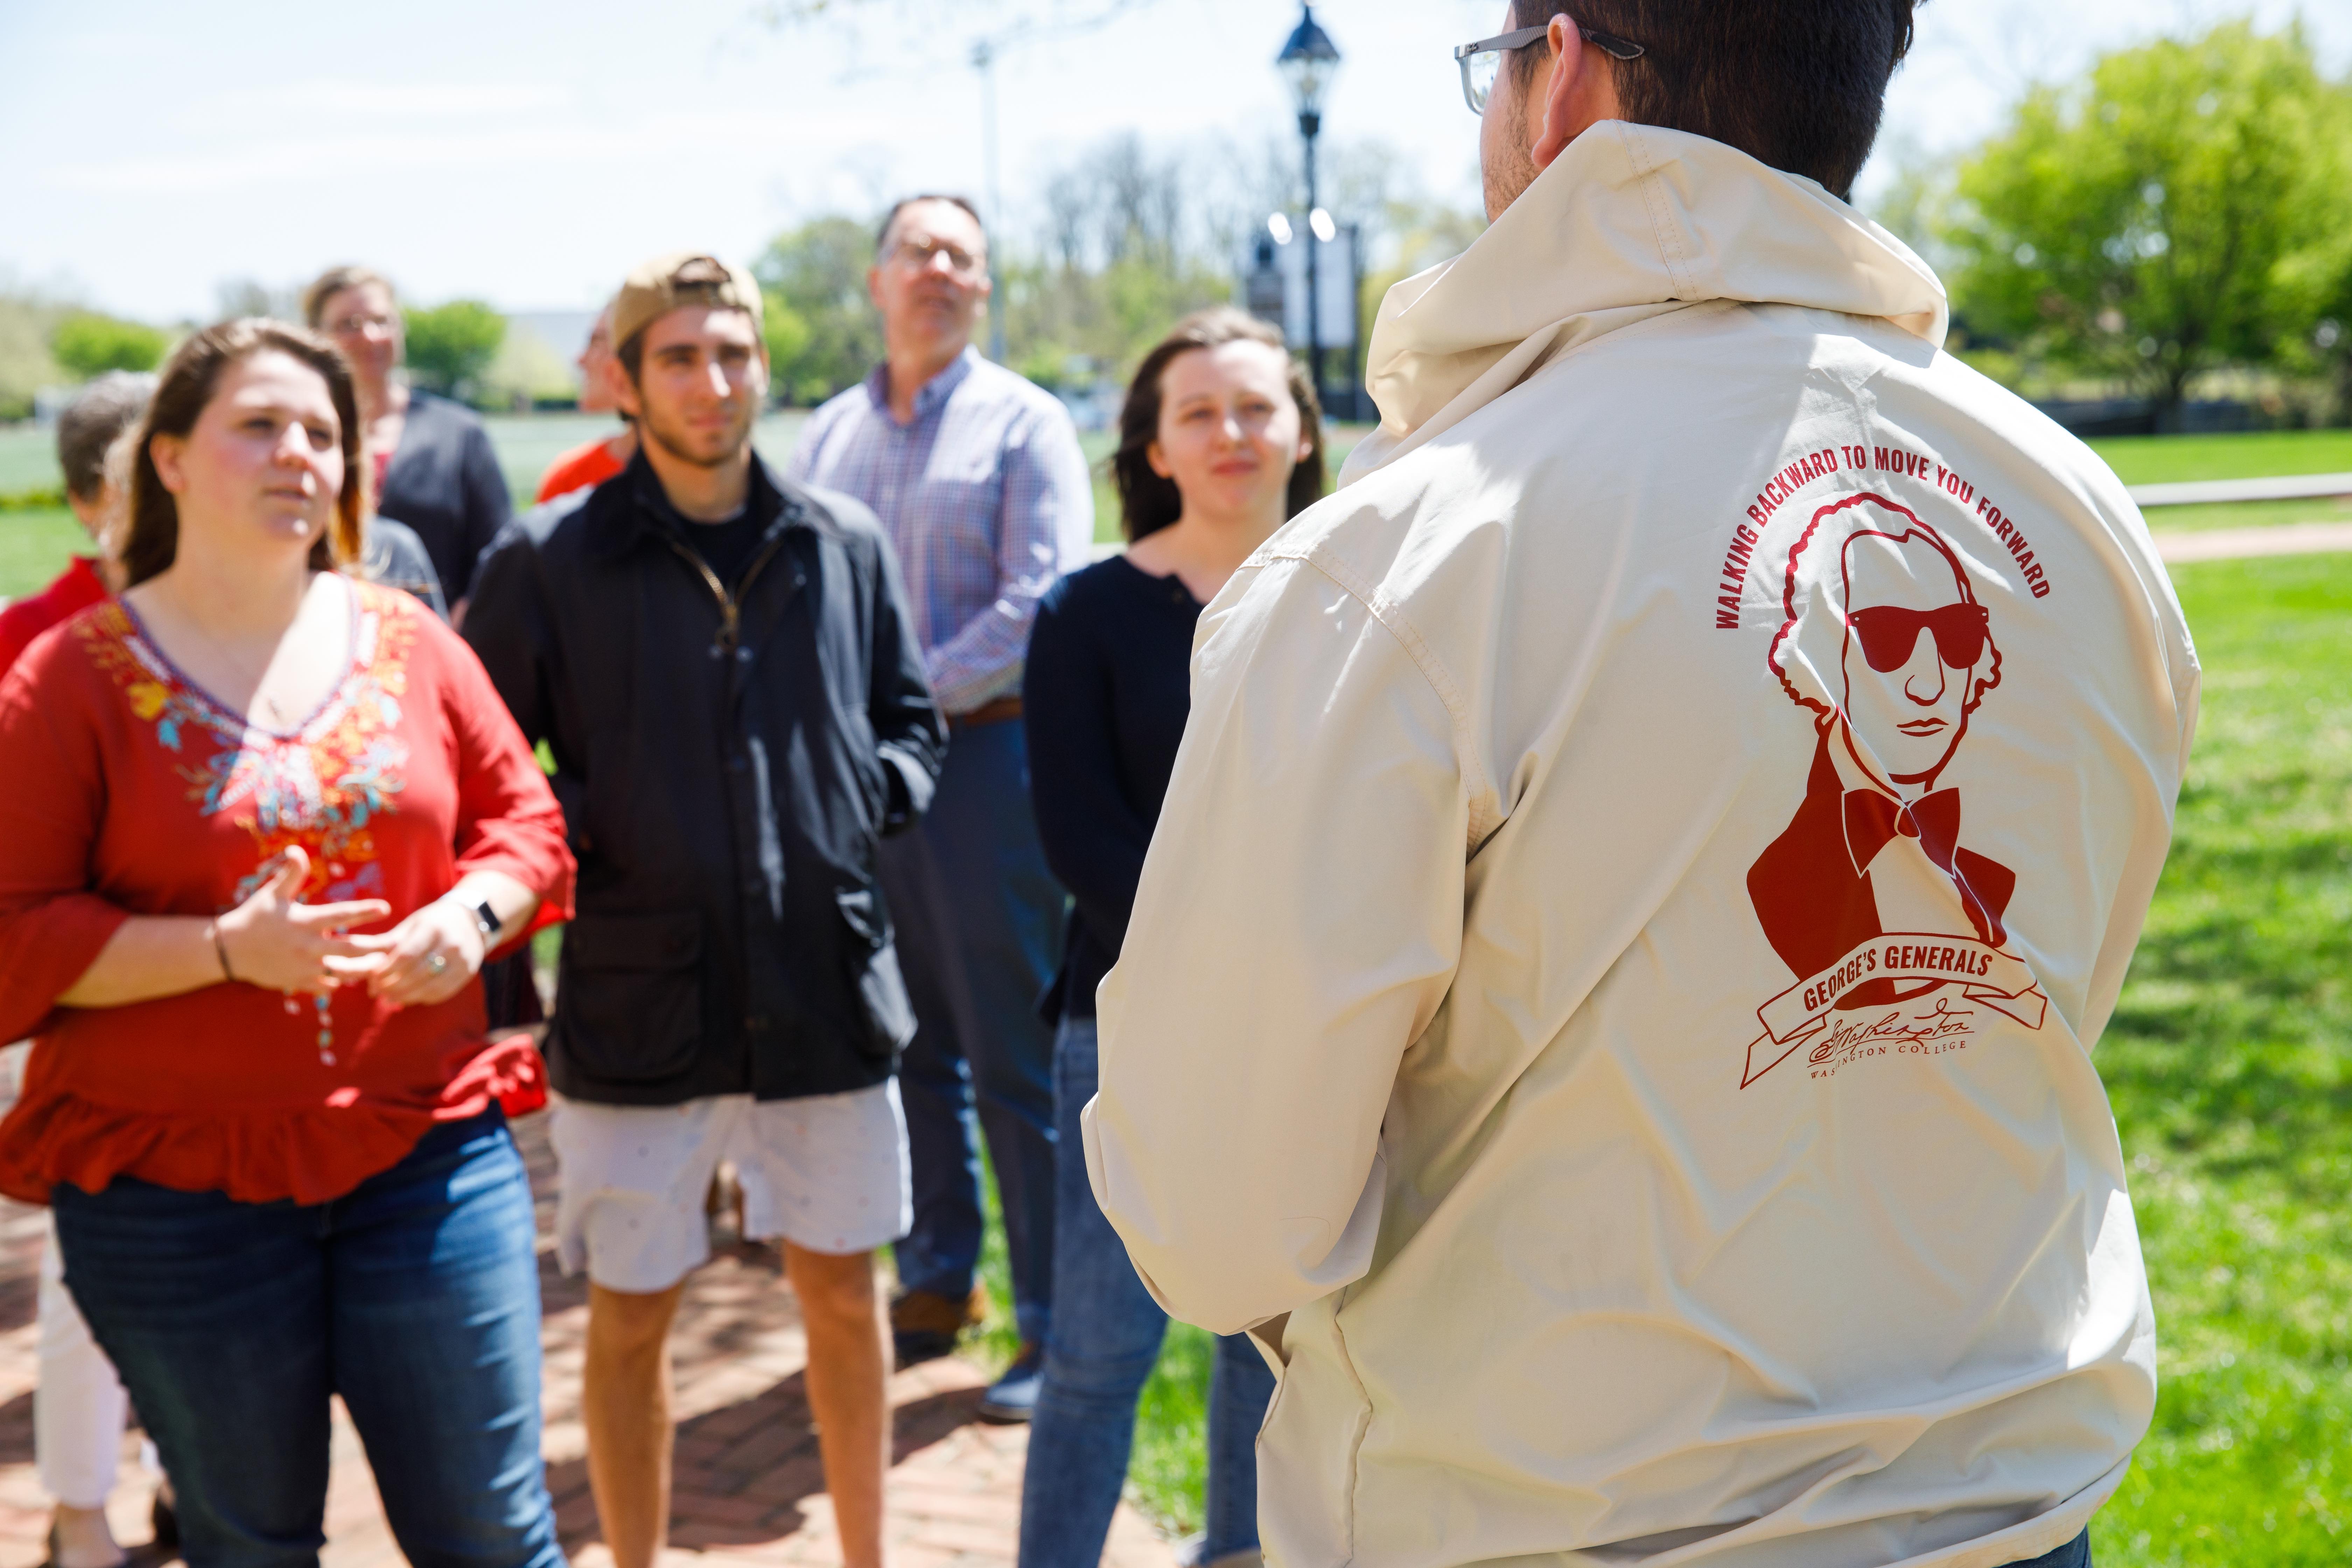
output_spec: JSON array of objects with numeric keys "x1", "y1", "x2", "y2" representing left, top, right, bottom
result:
[{"x1": 472, "y1": 900, "x2": 504, "y2": 941}]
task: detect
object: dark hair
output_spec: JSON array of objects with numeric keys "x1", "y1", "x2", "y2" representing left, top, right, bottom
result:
[
  {"x1": 57, "y1": 371, "x2": 156, "y2": 502},
  {"x1": 1510, "y1": 0, "x2": 1921, "y2": 200},
  {"x1": 875, "y1": 194, "x2": 987, "y2": 257},
  {"x1": 1112, "y1": 308, "x2": 1326, "y2": 544},
  {"x1": 301, "y1": 264, "x2": 395, "y2": 329},
  {"x1": 121, "y1": 320, "x2": 365, "y2": 589}
]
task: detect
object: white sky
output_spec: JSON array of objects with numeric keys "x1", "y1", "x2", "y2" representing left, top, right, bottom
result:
[{"x1": 5, "y1": 0, "x2": 2347, "y2": 323}]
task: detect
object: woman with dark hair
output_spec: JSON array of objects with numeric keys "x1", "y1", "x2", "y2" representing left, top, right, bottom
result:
[
  {"x1": 0, "y1": 319, "x2": 575, "y2": 1568},
  {"x1": 1017, "y1": 307, "x2": 1325, "y2": 1567}
]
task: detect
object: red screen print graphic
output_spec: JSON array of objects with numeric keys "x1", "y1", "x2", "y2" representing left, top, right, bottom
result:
[{"x1": 1742, "y1": 492, "x2": 2047, "y2": 1087}]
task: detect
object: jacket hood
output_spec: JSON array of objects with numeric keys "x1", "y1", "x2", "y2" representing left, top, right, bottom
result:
[{"x1": 1346, "y1": 121, "x2": 1947, "y2": 480}]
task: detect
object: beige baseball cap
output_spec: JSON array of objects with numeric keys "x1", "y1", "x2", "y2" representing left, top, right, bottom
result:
[{"x1": 611, "y1": 252, "x2": 763, "y2": 353}]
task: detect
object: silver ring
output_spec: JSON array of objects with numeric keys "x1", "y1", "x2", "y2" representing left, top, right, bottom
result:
[{"x1": 427, "y1": 953, "x2": 449, "y2": 974}]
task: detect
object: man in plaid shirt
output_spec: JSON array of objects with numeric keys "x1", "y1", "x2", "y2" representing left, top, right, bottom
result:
[{"x1": 789, "y1": 194, "x2": 1094, "y2": 1421}]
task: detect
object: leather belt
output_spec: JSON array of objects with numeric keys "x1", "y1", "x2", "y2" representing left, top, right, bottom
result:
[{"x1": 949, "y1": 695, "x2": 1023, "y2": 729}]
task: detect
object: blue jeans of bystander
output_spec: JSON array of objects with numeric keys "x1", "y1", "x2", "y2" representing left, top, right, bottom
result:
[
  {"x1": 1017, "y1": 1017, "x2": 1275, "y2": 1566},
  {"x1": 52, "y1": 1108, "x2": 561, "y2": 1568}
]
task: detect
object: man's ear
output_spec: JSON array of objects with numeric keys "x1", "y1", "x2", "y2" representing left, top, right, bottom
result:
[
  {"x1": 1531, "y1": 13, "x2": 1622, "y2": 171},
  {"x1": 608, "y1": 358, "x2": 641, "y2": 420},
  {"x1": 867, "y1": 265, "x2": 887, "y2": 315}
]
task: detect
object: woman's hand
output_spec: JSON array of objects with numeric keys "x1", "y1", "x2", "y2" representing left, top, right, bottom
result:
[
  {"x1": 330, "y1": 896, "x2": 486, "y2": 1007},
  {"x1": 216, "y1": 847, "x2": 392, "y2": 996}
]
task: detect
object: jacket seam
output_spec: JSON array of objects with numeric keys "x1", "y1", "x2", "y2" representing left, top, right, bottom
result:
[
  {"x1": 1619, "y1": 122, "x2": 1699, "y2": 300},
  {"x1": 1263, "y1": 546, "x2": 1500, "y2": 851}
]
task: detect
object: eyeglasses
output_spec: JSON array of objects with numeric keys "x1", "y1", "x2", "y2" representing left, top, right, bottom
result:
[
  {"x1": 889, "y1": 236, "x2": 984, "y2": 276},
  {"x1": 1847, "y1": 603, "x2": 1990, "y2": 673},
  {"x1": 1454, "y1": 19, "x2": 1646, "y2": 115},
  {"x1": 326, "y1": 312, "x2": 398, "y2": 337}
]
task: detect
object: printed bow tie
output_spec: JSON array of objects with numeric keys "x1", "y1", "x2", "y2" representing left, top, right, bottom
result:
[{"x1": 1843, "y1": 787, "x2": 1962, "y2": 875}]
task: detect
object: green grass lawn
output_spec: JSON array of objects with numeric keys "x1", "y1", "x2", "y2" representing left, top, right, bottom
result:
[
  {"x1": 2090, "y1": 429, "x2": 2352, "y2": 486},
  {"x1": 2090, "y1": 552, "x2": 2352, "y2": 1565},
  {"x1": 0, "y1": 507, "x2": 89, "y2": 600},
  {"x1": 0, "y1": 425, "x2": 61, "y2": 496}
]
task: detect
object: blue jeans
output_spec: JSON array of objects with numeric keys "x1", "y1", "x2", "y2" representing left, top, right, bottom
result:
[
  {"x1": 878, "y1": 715, "x2": 1064, "y2": 1346},
  {"x1": 53, "y1": 1109, "x2": 561, "y2": 1568},
  {"x1": 1018, "y1": 1017, "x2": 1275, "y2": 1566}
]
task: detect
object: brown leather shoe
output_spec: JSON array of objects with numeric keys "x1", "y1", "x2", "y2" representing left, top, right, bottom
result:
[{"x1": 890, "y1": 1283, "x2": 988, "y2": 1365}]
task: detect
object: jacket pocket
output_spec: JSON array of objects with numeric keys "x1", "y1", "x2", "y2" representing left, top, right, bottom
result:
[
  {"x1": 835, "y1": 887, "x2": 916, "y2": 1061},
  {"x1": 558, "y1": 909, "x2": 704, "y2": 1083}
]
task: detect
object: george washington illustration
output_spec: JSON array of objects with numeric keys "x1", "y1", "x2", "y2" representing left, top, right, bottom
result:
[{"x1": 1748, "y1": 492, "x2": 2015, "y2": 1009}]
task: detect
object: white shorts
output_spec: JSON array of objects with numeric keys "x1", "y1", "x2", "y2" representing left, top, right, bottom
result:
[{"x1": 550, "y1": 1081, "x2": 911, "y2": 1294}]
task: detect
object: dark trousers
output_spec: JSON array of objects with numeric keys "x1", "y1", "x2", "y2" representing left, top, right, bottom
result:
[
  {"x1": 877, "y1": 714, "x2": 1065, "y2": 1345},
  {"x1": 53, "y1": 1111, "x2": 560, "y2": 1568},
  {"x1": 2014, "y1": 1532, "x2": 2092, "y2": 1568}
]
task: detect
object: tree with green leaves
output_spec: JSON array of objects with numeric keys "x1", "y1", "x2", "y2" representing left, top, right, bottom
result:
[
  {"x1": 402, "y1": 300, "x2": 506, "y2": 401},
  {"x1": 1941, "y1": 21, "x2": 2352, "y2": 427},
  {"x1": 51, "y1": 312, "x2": 169, "y2": 379},
  {"x1": 755, "y1": 218, "x2": 884, "y2": 405}
]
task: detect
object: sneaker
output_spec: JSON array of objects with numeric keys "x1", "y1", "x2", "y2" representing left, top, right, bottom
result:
[
  {"x1": 890, "y1": 1283, "x2": 988, "y2": 1366},
  {"x1": 976, "y1": 1340, "x2": 1045, "y2": 1424},
  {"x1": 1175, "y1": 1540, "x2": 1263, "y2": 1568}
]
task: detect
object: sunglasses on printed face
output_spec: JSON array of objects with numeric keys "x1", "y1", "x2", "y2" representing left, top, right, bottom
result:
[{"x1": 1846, "y1": 603, "x2": 1990, "y2": 673}]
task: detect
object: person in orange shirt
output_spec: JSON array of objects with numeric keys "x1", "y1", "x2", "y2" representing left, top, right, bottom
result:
[{"x1": 533, "y1": 302, "x2": 637, "y2": 504}]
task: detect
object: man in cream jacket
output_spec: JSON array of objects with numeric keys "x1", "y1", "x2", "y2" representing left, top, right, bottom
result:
[{"x1": 1085, "y1": 5, "x2": 2196, "y2": 1567}]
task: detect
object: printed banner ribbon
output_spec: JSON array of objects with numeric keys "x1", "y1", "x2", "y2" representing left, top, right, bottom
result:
[{"x1": 1743, "y1": 932, "x2": 2048, "y2": 1088}]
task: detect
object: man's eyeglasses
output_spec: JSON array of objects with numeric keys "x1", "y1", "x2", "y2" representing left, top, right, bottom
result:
[
  {"x1": 889, "y1": 236, "x2": 985, "y2": 277},
  {"x1": 1847, "y1": 604, "x2": 1990, "y2": 673},
  {"x1": 1454, "y1": 19, "x2": 1646, "y2": 115}
]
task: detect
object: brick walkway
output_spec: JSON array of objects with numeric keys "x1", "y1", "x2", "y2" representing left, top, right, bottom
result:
[{"x1": 0, "y1": 1053, "x2": 1176, "y2": 1568}]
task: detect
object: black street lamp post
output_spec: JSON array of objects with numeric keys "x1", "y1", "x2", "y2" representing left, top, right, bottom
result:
[{"x1": 1276, "y1": 4, "x2": 1341, "y2": 406}]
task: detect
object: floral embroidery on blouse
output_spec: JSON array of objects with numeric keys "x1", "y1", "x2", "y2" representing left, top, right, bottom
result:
[{"x1": 77, "y1": 582, "x2": 418, "y2": 904}]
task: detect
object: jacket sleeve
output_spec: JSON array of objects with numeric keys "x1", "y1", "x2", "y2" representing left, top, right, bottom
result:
[
  {"x1": 1083, "y1": 553, "x2": 1468, "y2": 1334},
  {"x1": 864, "y1": 526, "x2": 945, "y2": 833},
  {"x1": 1023, "y1": 584, "x2": 1153, "y2": 954},
  {"x1": 428, "y1": 614, "x2": 576, "y2": 951},
  {"x1": 455, "y1": 421, "x2": 514, "y2": 602},
  {"x1": 462, "y1": 528, "x2": 554, "y2": 748}
]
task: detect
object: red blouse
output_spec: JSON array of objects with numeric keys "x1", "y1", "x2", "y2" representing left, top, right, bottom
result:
[{"x1": 0, "y1": 577, "x2": 575, "y2": 1206}]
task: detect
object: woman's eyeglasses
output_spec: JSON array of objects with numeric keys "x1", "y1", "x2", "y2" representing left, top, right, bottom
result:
[{"x1": 1454, "y1": 19, "x2": 1646, "y2": 115}]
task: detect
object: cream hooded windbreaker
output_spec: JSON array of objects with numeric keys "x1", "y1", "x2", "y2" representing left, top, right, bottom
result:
[{"x1": 1085, "y1": 123, "x2": 2197, "y2": 1568}]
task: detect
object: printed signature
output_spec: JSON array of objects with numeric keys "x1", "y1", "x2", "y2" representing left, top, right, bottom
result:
[{"x1": 1808, "y1": 998, "x2": 1977, "y2": 1071}]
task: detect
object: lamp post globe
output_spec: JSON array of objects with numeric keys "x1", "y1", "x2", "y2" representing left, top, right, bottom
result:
[{"x1": 1276, "y1": 4, "x2": 1341, "y2": 410}]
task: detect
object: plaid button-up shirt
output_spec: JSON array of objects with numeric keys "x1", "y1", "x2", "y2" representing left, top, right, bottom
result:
[{"x1": 788, "y1": 348, "x2": 1094, "y2": 715}]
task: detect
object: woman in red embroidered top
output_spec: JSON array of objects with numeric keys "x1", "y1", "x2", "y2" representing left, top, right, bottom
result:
[{"x1": 0, "y1": 320, "x2": 575, "y2": 1568}]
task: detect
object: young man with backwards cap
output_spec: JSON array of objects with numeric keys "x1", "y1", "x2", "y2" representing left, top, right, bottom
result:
[{"x1": 467, "y1": 252, "x2": 943, "y2": 1568}]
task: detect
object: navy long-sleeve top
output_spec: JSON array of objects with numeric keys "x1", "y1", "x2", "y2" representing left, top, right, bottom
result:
[{"x1": 1024, "y1": 555, "x2": 1205, "y2": 1021}]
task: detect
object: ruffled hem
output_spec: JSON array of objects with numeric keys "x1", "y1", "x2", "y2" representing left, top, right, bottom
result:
[{"x1": 0, "y1": 1034, "x2": 546, "y2": 1208}]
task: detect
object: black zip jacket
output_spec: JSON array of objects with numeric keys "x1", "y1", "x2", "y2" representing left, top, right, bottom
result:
[{"x1": 464, "y1": 452, "x2": 945, "y2": 1105}]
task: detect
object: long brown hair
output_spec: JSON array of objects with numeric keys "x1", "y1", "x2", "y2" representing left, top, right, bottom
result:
[
  {"x1": 1112, "y1": 307, "x2": 1326, "y2": 544},
  {"x1": 121, "y1": 320, "x2": 365, "y2": 588}
]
